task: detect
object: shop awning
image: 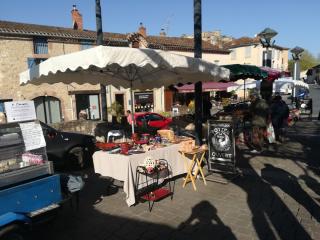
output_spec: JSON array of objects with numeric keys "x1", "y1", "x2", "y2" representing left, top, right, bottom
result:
[
  {"x1": 222, "y1": 64, "x2": 268, "y2": 81},
  {"x1": 175, "y1": 82, "x2": 237, "y2": 93},
  {"x1": 260, "y1": 67, "x2": 282, "y2": 81}
]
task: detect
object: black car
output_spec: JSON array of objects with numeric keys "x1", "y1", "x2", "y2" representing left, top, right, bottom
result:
[{"x1": 41, "y1": 122, "x2": 95, "y2": 169}]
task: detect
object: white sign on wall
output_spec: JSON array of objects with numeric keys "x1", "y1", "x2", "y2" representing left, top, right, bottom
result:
[
  {"x1": 19, "y1": 122, "x2": 46, "y2": 151},
  {"x1": 4, "y1": 101, "x2": 37, "y2": 123}
]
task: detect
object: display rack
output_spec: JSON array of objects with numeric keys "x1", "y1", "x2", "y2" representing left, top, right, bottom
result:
[
  {"x1": 135, "y1": 159, "x2": 172, "y2": 212},
  {"x1": 0, "y1": 121, "x2": 53, "y2": 188}
]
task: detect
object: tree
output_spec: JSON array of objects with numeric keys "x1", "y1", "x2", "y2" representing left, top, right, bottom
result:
[{"x1": 288, "y1": 49, "x2": 319, "y2": 73}]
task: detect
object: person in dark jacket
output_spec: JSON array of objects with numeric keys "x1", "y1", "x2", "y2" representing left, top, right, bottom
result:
[
  {"x1": 249, "y1": 93, "x2": 269, "y2": 152},
  {"x1": 270, "y1": 95, "x2": 289, "y2": 142},
  {"x1": 307, "y1": 98, "x2": 313, "y2": 117}
]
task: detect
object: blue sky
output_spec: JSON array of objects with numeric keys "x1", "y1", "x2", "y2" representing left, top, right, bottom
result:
[{"x1": 0, "y1": 0, "x2": 319, "y2": 57}]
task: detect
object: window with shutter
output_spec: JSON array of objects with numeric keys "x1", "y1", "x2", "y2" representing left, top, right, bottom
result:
[
  {"x1": 34, "y1": 38, "x2": 48, "y2": 54},
  {"x1": 80, "y1": 41, "x2": 93, "y2": 50}
]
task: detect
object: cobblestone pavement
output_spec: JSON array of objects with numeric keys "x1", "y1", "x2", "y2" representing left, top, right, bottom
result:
[{"x1": 32, "y1": 119, "x2": 320, "y2": 240}]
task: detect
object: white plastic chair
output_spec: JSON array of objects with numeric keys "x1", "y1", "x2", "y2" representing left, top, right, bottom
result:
[{"x1": 107, "y1": 130, "x2": 125, "y2": 143}]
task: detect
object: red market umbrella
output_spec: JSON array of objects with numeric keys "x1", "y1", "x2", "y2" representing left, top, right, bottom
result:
[{"x1": 260, "y1": 67, "x2": 282, "y2": 81}]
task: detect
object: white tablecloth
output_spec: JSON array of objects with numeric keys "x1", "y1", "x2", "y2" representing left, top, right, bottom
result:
[{"x1": 93, "y1": 144, "x2": 188, "y2": 206}]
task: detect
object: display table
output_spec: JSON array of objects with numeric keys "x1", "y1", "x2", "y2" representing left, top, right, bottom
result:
[{"x1": 93, "y1": 143, "x2": 190, "y2": 206}]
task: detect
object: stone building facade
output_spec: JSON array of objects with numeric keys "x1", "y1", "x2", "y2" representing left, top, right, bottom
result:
[
  {"x1": 224, "y1": 37, "x2": 289, "y2": 71},
  {"x1": 0, "y1": 7, "x2": 230, "y2": 123},
  {"x1": 183, "y1": 32, "x2": 289, "y2": 71}
]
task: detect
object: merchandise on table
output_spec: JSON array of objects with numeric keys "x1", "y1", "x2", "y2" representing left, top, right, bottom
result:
[
  {"x1": 157, "y1": 130, "x2": 175, "y2": 142},
  {"x1": 94, "y1": 129, "x2": 199, "y2": 156}
]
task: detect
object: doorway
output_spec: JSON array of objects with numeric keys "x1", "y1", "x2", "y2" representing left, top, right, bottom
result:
[
  {"x1": 33, "y1": 96, "x2": 62, "y2": 124},
  {"x1": 164, "y1": 90, "x2": 173, "y2": 112},
  {"x1": 75, "y1": 94, "x2": 100, "y2": 120},
  {"x1": 115, "y1": 94, "x2": 125, "y2": 115}
]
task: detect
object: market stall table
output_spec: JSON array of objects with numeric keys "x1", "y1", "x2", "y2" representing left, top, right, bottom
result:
[{"x1": 93, "y1": 143, "x2": 191, "y2": 206}]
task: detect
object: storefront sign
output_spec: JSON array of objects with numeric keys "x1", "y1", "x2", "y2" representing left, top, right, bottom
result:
[
  {"x1": 134, "y1": 91, "x2": 154, "y2": 104},
  {"x1": 19, "y1": 121, "x2": 46, "y2": 151},
  {"x1": 4, "y1": 101, "x2": 37, "y2": 123},
  {"x1": 207, "y1": 120, "x2": 235, "y2": 172},
  {"x1": 134, "y1": 91, "x2": 154, "y2": 112}
]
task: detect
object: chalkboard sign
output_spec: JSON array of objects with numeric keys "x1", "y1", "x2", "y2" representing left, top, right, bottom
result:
[{"x1": 207, "y1": 120, "x2": 236, "y2": 173}]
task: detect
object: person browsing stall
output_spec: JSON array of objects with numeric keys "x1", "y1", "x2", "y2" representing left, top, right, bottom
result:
[
  {"x1": 126, "y1": 110, "x2": 133, "y2": 125},
  {"x1": 249, "y1": 93, "x2": 269, "y2": 153}
]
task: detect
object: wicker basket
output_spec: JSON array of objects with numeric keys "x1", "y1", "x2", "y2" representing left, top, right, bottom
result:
[{"x1": 157, "y1": 130, "x2": 175, "y2": 141}]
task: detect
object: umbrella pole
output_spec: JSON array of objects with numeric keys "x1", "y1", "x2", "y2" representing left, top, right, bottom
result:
[
  {"x1": 130, "y1": 83, "x2": 135, "y2": 134},
  {"x1": 244, "y1": 79, "x2": 246, "y2": 101}
]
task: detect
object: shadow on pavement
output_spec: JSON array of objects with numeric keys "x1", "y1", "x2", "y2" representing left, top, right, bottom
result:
[
  {"x1": 234, "y1": 149, "x2": 312, "y2": 240},
  {"x1": 30, "y1": 172, "x2": 235, "y2": 240},
  {"x1": 177, "y1": 201, "x2": 236, "y2": 240},
  {"x1": 300, "y1": 175, "x2": 320, "y2": 199},
  {"x1": 289, "y1": 120, "x2": 320, "y2": 169},
  {"x1": 261, "y1": 164, "x2": 320, "y2": 223}
]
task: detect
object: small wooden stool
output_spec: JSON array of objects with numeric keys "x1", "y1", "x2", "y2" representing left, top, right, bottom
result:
[{"x1": 180, "y1": 148, "x2": 207, "y2": 190}]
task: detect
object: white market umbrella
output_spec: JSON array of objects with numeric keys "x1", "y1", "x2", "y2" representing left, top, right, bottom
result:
[
  {"x1": 273, "y1": 77, "x2": 309, "y2": 91},
  {"x1": 20, "y1": 46, "x2": 230, "y2": 133},
  {"x1": 227, "y1": 79, "x2": 258, "y2": 100}
]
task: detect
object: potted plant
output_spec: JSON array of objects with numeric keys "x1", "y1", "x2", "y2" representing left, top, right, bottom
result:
[{"x1": 108, "y1": 101, "x2": 124, "y2": 123}]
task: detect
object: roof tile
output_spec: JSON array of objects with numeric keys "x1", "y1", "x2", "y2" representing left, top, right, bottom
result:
[
  {"x1": 0, "y1": 20, "x2": 229, "y2": 53},
  {"x1": 224, "y1": 36, "x2": 288, "y2": 50}
]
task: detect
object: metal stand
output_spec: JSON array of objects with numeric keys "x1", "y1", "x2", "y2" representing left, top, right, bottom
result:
[{"x1": 135, "y1": 160, "x2": 173, "y2": 212}]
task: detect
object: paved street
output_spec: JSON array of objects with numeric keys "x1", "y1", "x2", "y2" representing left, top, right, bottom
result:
[
  {"x1": 31, "y1": 119, "x2": 320, "y2": 240},
  {"x1": 309, "y1": 84, "x2": 320, "y2": 118}
]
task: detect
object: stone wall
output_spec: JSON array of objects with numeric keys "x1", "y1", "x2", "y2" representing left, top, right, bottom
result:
[
  {"x1": 0, "y1": 36, "x2": 101, "y2": 121},
  {"x1": 0, "y1": 37, "x2": 33, "y2": 100},
  {"x1": 50, "y1": 120, "x2": 102, "y2": 136}
]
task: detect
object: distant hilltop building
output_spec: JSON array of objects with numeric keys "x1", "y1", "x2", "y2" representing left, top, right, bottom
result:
[
  {"x1": 224, "y1": 36, "x2": 289, "y2": 71},
  {"x1": 181, "y1": 30, "x2": 233, "y2": 48},
  {"x1": 182, "y1": 30, "x2": 289, "y2": 71}
]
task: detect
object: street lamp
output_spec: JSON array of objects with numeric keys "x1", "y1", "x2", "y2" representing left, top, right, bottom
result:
[
  {"x1": 290, "y1": 46, "x2": 304, "y2": 102},
  {"x1": 257, "y1": 28, "x2": 278, "y2": 102},
  {"x1": 291, "y1": 46, "x2": 304, "y2": 81},
  {"x1": 257, "y1": 28, "x2": 278, "y2": 67}
]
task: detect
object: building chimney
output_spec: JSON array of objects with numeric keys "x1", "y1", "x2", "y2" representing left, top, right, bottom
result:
[
  {"x1": 138, "y1": 22, "x2": 147, "y2": 38},
  {"x1": 159, "y1": 28, "x2": 166, "y2": 37},
  {"x1": 71, "y1": 5, "x2": 83, "y2": 31}
]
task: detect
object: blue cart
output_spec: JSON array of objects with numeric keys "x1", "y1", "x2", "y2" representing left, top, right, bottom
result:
[
  {"x1": 0, "y1": 121, "x2": 63, "y2": 239},
  {"x1": 0, "y1": 174, "x2": 62, "y2": 239}
]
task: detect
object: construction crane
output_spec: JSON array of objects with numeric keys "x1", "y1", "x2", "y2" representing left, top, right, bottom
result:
[{"x1": 161, "y1": 14, "x2": 174, "y2": 36}]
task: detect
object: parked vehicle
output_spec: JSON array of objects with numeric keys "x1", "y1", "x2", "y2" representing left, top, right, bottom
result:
[
  {"x1": 41, "y1": 122, "x2": 95, "y2": 169},
  {"x1": 134, "y1": 112, "x2": 172, "y2": 129},
  {"x1": 94, "y1": 112, "x2": 172, "y2": 140}
]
